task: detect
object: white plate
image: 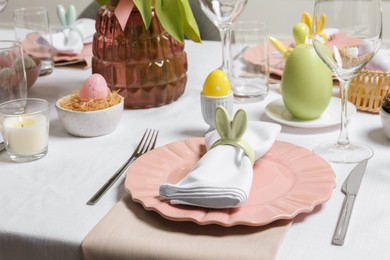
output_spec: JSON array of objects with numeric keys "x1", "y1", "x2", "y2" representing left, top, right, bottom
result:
[{"x1": 265, "y1": 97, "x2": 356, "y2": 128}]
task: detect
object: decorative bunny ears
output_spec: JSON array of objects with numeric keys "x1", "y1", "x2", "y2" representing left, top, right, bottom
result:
[
  {"x1": 56, "y1": 5, "x2": 85, "y2": 43},
  {"x1": 269, "y1": 11, "x2": 328, "y2": 61},
  {"x1": 57, "y1": 5, "x2": 77, "y2": 27},
  {"x1": 210, "y1": 106, "x2": 255, "y2": 164},
  {"x1": 302, "y1": 12, "x2": 328, "y2": 43}
]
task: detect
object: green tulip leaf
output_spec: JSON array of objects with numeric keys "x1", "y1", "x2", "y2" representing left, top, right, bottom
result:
[
  {"x1": 96, "y1": 0, "x2": 109, "y2": 6},
  {"x1": 95, "y1": 0, "x2": 201, "y2": 44},
  {"x1": 178, "y1": 0, "x2": 201, "y2": 43},
  {"x1": 155, "y1": 0, "x2": 184, "y2": 43},
  {"x1": 134, "y1": 0, "x2": 152, "y2": 29}
]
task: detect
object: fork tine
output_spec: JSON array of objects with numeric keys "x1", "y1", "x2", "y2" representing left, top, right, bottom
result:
[
  {"x1": 134, "y1": 129, "x2": 149, "y2": 154},
  {"x1": 140, "y1": 129, "x2": 158, "y2": 155},
  {"x1": 139, "y1": 129, "x2": 152, "y2": 155},
  {"x1": 145, "y1": 129, "x2": 158, "y2": 153},
  {"x1": 87, "y1": 128, "x2": 158, "y2": 205},
  {"x1": 150, "y1": 130, "x2": 158, "y2": 150}
]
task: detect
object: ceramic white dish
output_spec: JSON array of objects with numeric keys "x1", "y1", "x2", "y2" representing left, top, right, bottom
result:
[
  {"x1": 200, "y1": 93, "x2": 233, "y2": 133},
  {"x1": 265, "y1": 97, "x2": 356, "y2": 128},
  {"x1": 125, "y1": 138, "x2": 336, "y2": 227},
  {"x1": 55, "y1": 95, "x2": 124, "y2": 137},
  {"x1": 379, "y1": 106, "x2": 390, "y2": 139}
]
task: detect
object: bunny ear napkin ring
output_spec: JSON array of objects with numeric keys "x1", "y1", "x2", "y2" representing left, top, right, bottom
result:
[{"x1": 210, "y1": 106, "x2": 255, "y2": 164}]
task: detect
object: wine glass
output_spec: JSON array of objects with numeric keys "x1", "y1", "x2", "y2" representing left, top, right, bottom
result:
[
  {"x1": 312, "y1": 0, "x2": 382, "y2": 163},
  {"x1": 0, "y1": 0, "x2": 7, "y2": 13},
  {"x1": 198, "y1": 0, "x2": 247, "y2": 74}
]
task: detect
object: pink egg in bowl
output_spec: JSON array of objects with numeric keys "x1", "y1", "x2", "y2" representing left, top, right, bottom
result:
[
  {"x1": 79, "y1": 73, "x2": 109, "y2": 101},
  {"x1": 55, "y1": 95, "x2": 124, "y2": 137},
  {"x1": 55, "y1": 74, "x2": 124, "y2": 137}
]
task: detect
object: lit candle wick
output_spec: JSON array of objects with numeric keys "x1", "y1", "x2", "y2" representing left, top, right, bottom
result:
[{"x1": 18, "y1": 117, "x2": 24, "y2": 128}]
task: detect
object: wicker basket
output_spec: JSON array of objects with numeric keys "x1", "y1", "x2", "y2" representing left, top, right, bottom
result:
[{"x1": 348, "y1": 69, "x2": 390, "y2": 113}]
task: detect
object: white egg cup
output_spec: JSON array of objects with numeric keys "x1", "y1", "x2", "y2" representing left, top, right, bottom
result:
[{"x1": 201, "y1": 92, "x2": 233, "y2": 134}]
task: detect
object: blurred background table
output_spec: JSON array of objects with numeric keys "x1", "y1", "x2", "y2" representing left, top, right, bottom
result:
[
  {"x1": 0, "y1": 1, "x2": 389, "y2": 44},
  {"x1": 0, "y1": 28, "x2": 390, "y2": 260}
]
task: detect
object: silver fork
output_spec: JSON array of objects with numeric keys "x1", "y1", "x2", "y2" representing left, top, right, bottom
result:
[{"x1": 87, "y1": 129, "x2": 159, "y2": 205}]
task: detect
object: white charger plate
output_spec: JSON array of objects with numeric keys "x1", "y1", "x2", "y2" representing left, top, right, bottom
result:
[{"x1": 265, "y1": 97, "x2": 356, "y2": 128}]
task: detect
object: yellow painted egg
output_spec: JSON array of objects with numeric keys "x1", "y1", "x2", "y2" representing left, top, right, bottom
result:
[{"x1": 202, "y1": 70, "x2": 232, "y2": 97}]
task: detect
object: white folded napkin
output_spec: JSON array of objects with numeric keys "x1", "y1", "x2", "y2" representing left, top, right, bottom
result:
[
  {"x1": 365, "y1": 49, "x2": 390, "y2": 71},
  {"x1": 38, "y1": 18, "x2": 96, "y2": 55},
  {"x1": 322, "y1": 28, "x2": 339, "y2": 39},
  {"x1": 159, "y1": 121, "x2": 281, "y2": 208},
  {"x1": 303, "y1": 28, "x2": 339, "y2": 44}
]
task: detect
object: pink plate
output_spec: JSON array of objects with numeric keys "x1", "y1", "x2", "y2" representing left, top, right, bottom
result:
[{"x1": 125, "y1": 138, "x2": 336, "y2": 227}]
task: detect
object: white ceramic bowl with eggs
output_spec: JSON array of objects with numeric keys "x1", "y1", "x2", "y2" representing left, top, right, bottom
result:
[
  {"x1": 56, "y1": 73, "x2": 124, "y2": 137},
  {"x1": 56, "y1": 95, "x2": 124, "y2": 137}
]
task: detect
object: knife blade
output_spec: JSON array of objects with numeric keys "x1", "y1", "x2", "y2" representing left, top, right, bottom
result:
[
  {"x1": 0, "y1": 141, "x2": 5, "y2": 153},
  {"x1": 332, "y1": 159, "x2": 369, "y2": 245}
]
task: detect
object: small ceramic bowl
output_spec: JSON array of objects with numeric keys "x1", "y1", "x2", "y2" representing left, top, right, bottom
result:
[
  {"x1": 55, "y1": 95, "x2": 124, "y2": 137},
  {"x1": 379, "y1": 106, "x2": 390, "y2": 140},
  {"x1": 26, "y1": 57, "x2": 41, "y2": 88},
  {"x1": 201, "y1": 93, "x2": 233, "y2": 133}
]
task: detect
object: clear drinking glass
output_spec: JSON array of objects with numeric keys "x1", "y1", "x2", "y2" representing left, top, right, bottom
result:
[
  {"x1": 312, "y1": 0, "x2": 382, "y2": 163},
  {"x1": 198, "y1": 0, "x2": 247, "y2": 74},
  {"x1": 14, "y1": 7, "x2": 54, "y2": 76},
  {"x1": 230, "y1": 21, "x2": 269, "y2": 102},
  {"x1": 0, "y1": 40, "x2": 28, "y2": 104},
  {"x1": 0, "y1": 0, "x2": 7, "y2": 13}
]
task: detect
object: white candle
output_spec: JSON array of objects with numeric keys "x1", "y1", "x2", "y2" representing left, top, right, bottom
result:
[{"x1": 4, "y1": 114, "x2": 49, "y2": 156}]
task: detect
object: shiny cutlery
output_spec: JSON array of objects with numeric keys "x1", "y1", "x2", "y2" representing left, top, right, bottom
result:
[
  {"x1": 87, "y1": 129, "x2": 158, "y2": 205},
  {"x1": 332, "y1": 159, "x2": 369, "y2": 245}
]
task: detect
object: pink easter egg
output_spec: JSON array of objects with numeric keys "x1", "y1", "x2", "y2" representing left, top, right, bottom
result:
[
  {"x1": 80, "y1": 73, "x2": 109, "y2": 101},
  {"x1": 0, "y1": 55, "x2": 13, "y2": 69}
]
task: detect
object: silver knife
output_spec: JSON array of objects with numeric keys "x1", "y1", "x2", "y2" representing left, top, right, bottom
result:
[
  {"x1": 332, "y1": 159, "x2": 369, "y2": 245},
  {"x1": 0, "y1": 142, "x2": 5, "y2": 153}
]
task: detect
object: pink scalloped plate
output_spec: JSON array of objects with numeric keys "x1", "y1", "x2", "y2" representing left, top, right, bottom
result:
[{"x1": 125, "y1": 138, "x2": 336, "y2": 227}]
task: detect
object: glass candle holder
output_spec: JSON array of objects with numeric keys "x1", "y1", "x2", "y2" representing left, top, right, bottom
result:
[{"x1": 0, "y1": 98, "x2": 50, "y2": 162}]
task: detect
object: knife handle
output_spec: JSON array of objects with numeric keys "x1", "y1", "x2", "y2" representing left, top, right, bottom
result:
[{"x1": 332, "y1": 194, "x2": 356, "y2": 245}]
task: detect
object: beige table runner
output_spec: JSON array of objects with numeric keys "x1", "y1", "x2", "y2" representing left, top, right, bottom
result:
[{"x1": 82, "y1": 195, "x2": 292, "y2": 260}]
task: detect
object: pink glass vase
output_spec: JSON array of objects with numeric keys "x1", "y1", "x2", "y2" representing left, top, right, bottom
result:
[{"x1": 92, "y1": 0, "x2": 188, "y2": 109}]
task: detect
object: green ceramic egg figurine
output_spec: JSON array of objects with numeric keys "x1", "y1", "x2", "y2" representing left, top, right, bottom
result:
[{"x1": 281, "y1": 23, "x2": 333, "y2": 120}]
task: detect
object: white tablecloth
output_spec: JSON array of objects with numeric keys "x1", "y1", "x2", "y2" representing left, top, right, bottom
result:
[{"x1": 1, "y1": 31, "x2": 390, "y2": 260}]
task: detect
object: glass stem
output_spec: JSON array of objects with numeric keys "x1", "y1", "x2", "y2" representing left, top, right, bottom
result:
[
  {"x1": 219, "y1": 27, "x2": 231, "y2": 74},
  {"x1": 337, "y1": 79, "x2": 351, "y2": 147}
]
